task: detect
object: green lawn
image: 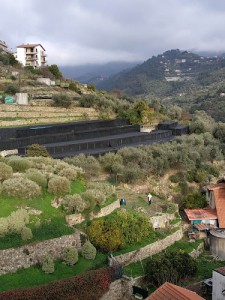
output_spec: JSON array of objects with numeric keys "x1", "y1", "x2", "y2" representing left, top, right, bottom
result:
[{"x1": 0, "y1": 253, "x2": 108, "y2": 292}]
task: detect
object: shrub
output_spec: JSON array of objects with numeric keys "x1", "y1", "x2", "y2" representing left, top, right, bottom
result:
[
  {"x1": 62, "y1": 247, "x2": 78, "y2": 265},
  {"x1": 64, "y1": 154, "x2": 101, "y2": 177},
  {"x1": 7, "y1": 156, "x2": 32, "y2": 172},
  {"x1": 81, "y1": 241, "x2": 96, "y2": 260},
  {"x1": 48, "y1": 175, "x2": 71, "y2": 195},
  {"x1": 41, "y1": 255, "x2": 55, "y2": 274},
  {"x1": 87, "y1": 220, "x2": 124, "y2": 252},
  {"x1": 52, "y1": 94, "x2": 72, "y2": 108},
  {"x1": 4, "y1": 84, "x2": 19, "y2": 95},
  {"x1": 26, "y1": 169, "x2": 47, "y2": 188},
  {"x1": 146, "y1": 249, "x2": 197, "y2": 287},
  {"x1": 87, "y1": 211, "x2": 153, "y2": 252},
  {"x1": 21, "y1": 226, "x2": 33, "y2": 240},
  {"x1": 26, "y1": 144, "x2": 50, "y2": 157},
  {"x1": 0, "y1": 218, "x2": 9, "y2": 237},
  {"x1": 0, "y1": 209, "x2": 30, "y2": 237},
  {"x1": 0, "y1": 162, "x2": 13, "y2": 181},
  {"x1": 2, "y1": 177, "x2": 42, "y2": 199},
  {"x1": 58, "y1": 167, "x2": 78, "y2": 181},
  {"x1": 62, "y1": 194, "x2": 86, "y2": 213},
  {"x1": 179, "y1": 192, "x2": 206, "y2": 209}
]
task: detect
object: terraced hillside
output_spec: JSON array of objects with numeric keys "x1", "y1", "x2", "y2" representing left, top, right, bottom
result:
[{"x1": 0, "y1": 103, "x2": 98, "y2": 127}]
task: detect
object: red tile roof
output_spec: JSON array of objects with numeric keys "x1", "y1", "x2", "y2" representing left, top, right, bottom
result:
[
  {"x1": 206, "y1": 182, "x2": 225, "y2": 191},
  {"x1": 194, "y1": 223, "x2": 217, "y2": 231},
  {"x1": 213, "y1": 188, "x2": 225, "y2": 228},
  {"x1": 147, "y1": 282, "x2": 205, "y2": 300},
  {"x1": 184, "y1": 207, "x2": 217, "y2": 221},
  {"x1": 17, "y1": 43, "x2": 45, "y2": 51}
]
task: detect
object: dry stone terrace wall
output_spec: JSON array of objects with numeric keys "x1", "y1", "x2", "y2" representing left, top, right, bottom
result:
[
  {"x1": 114, "y1": 229, "x2": 183, "y2": 265},
  {"x1": 0, "y1": 231, "x2": 84, "y2": 276},
  {"x1": 66, "y1": 200, "x2": 121, "y2": 226}
]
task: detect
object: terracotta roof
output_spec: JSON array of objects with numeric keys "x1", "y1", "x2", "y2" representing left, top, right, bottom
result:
[
  {"x1": 213, "y1": 188, "x2": 225, "y2": 228},
  {"x1": 214, "y1": 266, "x2": 225, "y2": 276},
  {"x1": 194, "y1": 223, "x2": 217, "y2": 231},
  {"x1": 147, "y1": 282, "x2": 205, "y2": 300},
  {"x1": 205, "y1": 182, "x2": 225, "y2": 191},
  {"x1": 17, "y1": 43, "x2": 45, "y2": 51},
  {"x1": 184, "y1": 207, "x2": 218, "y2": 221}
]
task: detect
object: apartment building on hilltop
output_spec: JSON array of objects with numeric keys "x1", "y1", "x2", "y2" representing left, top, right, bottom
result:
[{"x1": 15, "y1": 44, "x2": 47, "y2": 68}]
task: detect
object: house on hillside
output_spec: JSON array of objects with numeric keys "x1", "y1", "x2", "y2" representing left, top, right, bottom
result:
[
  {"x1": 205, "y1": 179, "x2": 225, "y2": 228},
  {"x1": 146, "y1": 281, "x2": 205, "y2": 300},
  {"x1": 14, "y1": 43, "x2": 47, "y2": 68},
  {"x1": 184, "y1": 207, "x2": 218, "y2": 238}
]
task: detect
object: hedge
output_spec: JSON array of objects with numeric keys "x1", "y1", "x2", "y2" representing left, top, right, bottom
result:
[{"x1": 0, "y1": 267, "x2": 115, "y2": 300}]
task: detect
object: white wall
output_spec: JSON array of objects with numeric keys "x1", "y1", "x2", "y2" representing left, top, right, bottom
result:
[{"x1": 213, "y1": 271, "x2": 225, "y2": 300}]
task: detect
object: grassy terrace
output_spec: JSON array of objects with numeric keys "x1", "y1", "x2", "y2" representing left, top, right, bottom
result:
[
  {"x1": 0, "y1": 180, "x2": 85, "y2": 249},
  {"x1": 124, "y1": 237, "x2": 203, "y2": 278},
  {"x1": 0, "y1": 253, "x2": 107, "y2": 292}
]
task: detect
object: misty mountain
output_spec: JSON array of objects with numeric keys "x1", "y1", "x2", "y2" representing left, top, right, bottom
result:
[
  {"x1": 59, "y1": 61, "x2": 139, "y2": 85},
  {"x1": 96, "y1": 49, "x2": 225, "y2": 122}
]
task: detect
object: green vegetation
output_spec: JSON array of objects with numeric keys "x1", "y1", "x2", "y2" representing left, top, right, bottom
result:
[
  {"x1": 146, "y1": 249, "x2": 197, "y2": 287},
  {"x1": 124, "y1": 238, "x2": 202, "y2": 277},
  {"x1": 0, "y1": 253, "x2": 107, "y2": 292},
  {"x1": 87, "y1": 210, "x2": 153, "y2": 252}
]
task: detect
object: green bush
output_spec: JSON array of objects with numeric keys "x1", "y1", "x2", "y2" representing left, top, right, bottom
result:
[
  {"x1": 62, "y1": 194, "x2": 86, "y2": 213},
  {"x1": 146, "y1": 249, "x2": 197, "y2": 287},
  {"x1": 7, "y1": 156, "x2": 32, "y2": 172},
  {"x1": 52, "y1": 94, "x2": 72, "y2": 108},
  {"x1": 81, "y1": 241, "x2": 96, "y2": 260},
  {"x1": 62, "y1": 247, "x2": 78, "y2": 265},
  {"x1": 58, "y1": 167, "x2": 78, "y2": 181},
  {"x1": 0, "y1": 209, "x2": 30, "y2": 237},
  {"x1": 26, "y1": 169, "x2": 47, "y2": 188},
  {"x1": 2, "y1": 177, "x2": 42, "y2": 199},
  {"x1": 41, "y1": 255, "x2": 55, "y2": 274},
  {"x1": 169, "y1": 172, "x2": 185, "y2": 183},
  {"x1": 180, "y1": 192, "x2": 206, "y2": 209},
  {"x1": 87, "y1": 211, "x2": 153, "y2": 252},
  {"x1": 21, "y1": 227, "x2": 33, "y2": 240},
  {"x1": 47, "y1": 175, "x2": 71, "y2": 195},
  {"x1": 26, "y1": 144, "x2": 50, "y2": 157},
  {"x1": 0, "y1": 162, "x2": 13, "y2": 181},
  {"x1": 4, "y1": 84, "x2": 19, "y2": 95}
]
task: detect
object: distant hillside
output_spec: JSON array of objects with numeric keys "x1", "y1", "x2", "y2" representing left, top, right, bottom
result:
[
  {"x1": 60, "y1": 61, "x2": 139, "y2": 85},
  {"x1": 97, "y1": 49, "x2": 225, "y2": 122}
]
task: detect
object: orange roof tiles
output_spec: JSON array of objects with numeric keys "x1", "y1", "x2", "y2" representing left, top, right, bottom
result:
[
  {"x1": 184, "y1": 207, "x2": 217, "y2": 221},
  {"x1": 194, "y1": 223, "x2": 217, "y2": 231},
  {"x1": 213, "y1": 187, "x2": 225, "y2": 228},
  {"x1": 147, "y1": 282, "x2": 205, "y2": 300},
  {"x1": 206, "y1": 182, "x2": 225, "y2": 191}
]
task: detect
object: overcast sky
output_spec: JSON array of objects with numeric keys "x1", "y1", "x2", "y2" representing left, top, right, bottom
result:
[{"x1": 1, "y1": 0, "x2": 225, "y2": 66}]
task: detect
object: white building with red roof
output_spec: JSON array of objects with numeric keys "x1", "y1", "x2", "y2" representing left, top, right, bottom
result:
[{"x1": 15, "y1": 43, "x2": 47, "y2": 68}]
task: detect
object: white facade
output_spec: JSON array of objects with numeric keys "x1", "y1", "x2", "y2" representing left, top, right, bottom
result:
[
  {"x1": 15, "y1": 44, "x2": 47, "y2": 68},
  {"x1": 213, "y1": 270, "x2": 225, "y2": 300}
]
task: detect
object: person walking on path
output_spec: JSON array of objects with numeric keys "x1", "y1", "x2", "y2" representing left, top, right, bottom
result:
[{"x1": 147, "y1": 193, "x2": 152, "y2": 205}]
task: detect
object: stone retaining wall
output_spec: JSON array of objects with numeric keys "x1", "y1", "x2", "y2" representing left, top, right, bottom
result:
[
  {"x1": 90, "y1": 201, "x2": 120, "y2": 219},
  {"x1": 0, "y1": 231, "x2": 84, "y2": 276},
  {"x1": 150, "y1": 213, "x2": 175, "y2": 229},
  {"x1": 66, "y1": 200, "x2": 120, "y2": 226},
  {"x1": 114, "y1": 229, "x2": 183, "y2": 266}
]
